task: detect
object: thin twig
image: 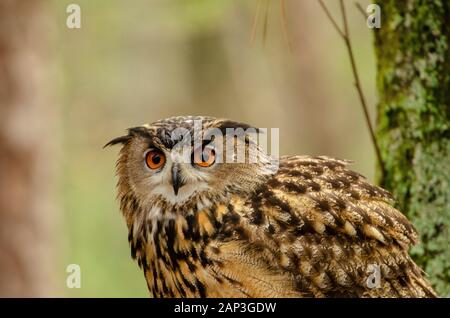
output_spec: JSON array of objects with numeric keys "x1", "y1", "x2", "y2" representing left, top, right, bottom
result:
[
  {"x1": 355, "y1": 2, "x2": 369, "y2": 20},
  {"x1": 250, "y1": 0, "x2": 262, "y2": 46},
  {"x1": 318, "y1": 0, "x2": 345, "y2": 39},
  {"x1": 319, "y1": 0, "x2": 386, "y2": 177},
  {"x1": 262, "y1": 0, "x2": 271, "y2": 46},
  {"x1": 339, "y1": 0, "x2": 386, "y2": 177},
  {"x1": 279, "y1": 0, "x2": 293, "y2": 53}
]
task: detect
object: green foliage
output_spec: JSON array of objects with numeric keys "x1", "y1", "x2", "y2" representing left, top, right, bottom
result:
[{"x1": 375, "y1": 0, "x2": 450, "y2": 296}]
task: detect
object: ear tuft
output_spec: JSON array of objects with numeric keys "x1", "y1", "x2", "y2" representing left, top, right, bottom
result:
[
  {"x1": 103, "y1": 135, "x2": 132, "y2": 148},
  {"x1": 215, "y1": 120, "x2": 262, "y2": 135},
  {"x1": 103, "y1": 126, "x2": 152, "y2": 149}
]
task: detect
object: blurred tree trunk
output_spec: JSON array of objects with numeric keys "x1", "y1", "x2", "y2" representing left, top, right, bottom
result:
[
  {"x1": 0, "y1": 0, "x2": 57, "y2": 296},
  {"x1": 374, "y1": 1, "x2": 450, "y2": 296}
]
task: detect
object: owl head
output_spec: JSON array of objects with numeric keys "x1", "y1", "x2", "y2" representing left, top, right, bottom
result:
[{"x1": 105, "y1": 116, "x2": 277, "y2": 210}]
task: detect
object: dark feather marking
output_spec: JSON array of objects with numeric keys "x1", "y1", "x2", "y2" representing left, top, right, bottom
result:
[
  {"x1": 152, "y1": 267, "x2": 158, "y2": 293},
  {"x1": 310, "y1": 165, "x2": 325, "y2": 175},
  {"x1": 250, "y1": 197, "x2": 264, "y2": 225},
  {"x1": 211, "y1": 246, "x2": 220, "y2": 254},
  {"x1": 333, "y1": 197, "x2": 347, "y2": 210},
  {"x1": 140, "y1": 223, "x2": 148, "y2": 245},
  {"x1": 165, "y1": 219, "x2": 181, "y2": 270},
  {"x1": 291, "y1": 221, "x2": 315, "y2": 236},
  {"x1": 267, "y1": 177, "x2": 282, "y2": 188},
  {"x1": 265, "y1": 195, "x2": 292, "y2": 214},
  {"x1": 199, "y1": 249, "x2": 212, "y2": 267},
  {"x1": 295, "y1": 278, "x2": 315, "y2": 297},
  {"x1": 186, "y1": 258, "x2": 197, "y2": 272},
  {"x1": 185, "y1": 214, "x2": 201, "y2": 242},
  {"x1": 155, "y1": 127, "x2": 173, "y2": 147},
  {"x1": 267, "y1": 224, "x2": 276, "y2": 235},
  {"x1": 153, "y1": 232, "x2": 164, "y2": 261},
  {"x1": 307, "y1": 180, "x2": 321, "y2": 191},
  {"x1": 178, "y1": 284, "x2": 187, "y2": 297},
  {"x1": 371, "y1": 206, "x2": 394, "y2": 226},
  {"x1": 195, "y1": 279, "x2": 207, "y2": 298},
  {"x1": 309, "y1": 196, "x2": 345, "y2": 227},
  {"x1": 207, "y1": 205, "x2": 221, "y2": 231},
  {"x1": 280, "y1": 160, "x2": 317, "y2": 168},
  {"x1": 223, "y1": 210, "x2": 240, "y2": 225},
  {"x1": 282, "y1": 170, "x2": 313, "y2": 180},
  {"x1": 349, "y1": 190, "x2": 361, "y2": 200},
  {"x1": 314, "y1": 198, "x2": 331, "y2": 212},
  {"x1": 130, "y1": 197, "x2": 139, "y2": 212},
  {"x1": 234, "y1": 226, "x2": 250, "y2": 240},
  {"x1": 334, "y1": 176, "x2": 351, "y2": 188},
  {"x1": 134, "y1": 238, "x2": 143, "y2": 257},
  {"x1": 223, "y1": 275, "x2": 243, "y2": 286},
  {"x1": 128, "y1": 224, "x2": 134, "y2": 243},
  {"x1": 283, "y1": 181, "x2": 307, "y2": 194},
  {"x1": 162, "y1": 282, "x2": 169, "y2": 295},
  {"x1": 141, "y1": 256, "x2": 149, "y2": 271},
  {"x1": 271, "y1": 218, "x2": 287, "y2": 232},
  {"x1": 344, "y1": 170, "x2": 365, "y2": 180},
  {"x1": 321, "y1": 160, "x2": 345, "y2": 169},
  {"x1": 216, "y1": 228, "x2": 234, "y2": 241},
  {"x1": 181, "y1": 275, "x2": 197, "y2": 293},
  {"x1": 189, "y1": 247, "x2": 199, "y2": 262},
  {"x1": 215, "y1": 120, "x2": 258, "y2": 136},
  {"x1": 358, "y1": 182, "x2": 380, "y2": 197}
]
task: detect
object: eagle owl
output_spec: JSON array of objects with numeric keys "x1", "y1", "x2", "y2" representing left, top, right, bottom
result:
[{"x1": 106, "y1": 116, "x2": 436, "y2": 298}]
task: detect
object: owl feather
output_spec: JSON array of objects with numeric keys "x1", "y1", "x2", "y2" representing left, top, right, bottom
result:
[{"x1": 107, "y1": 116, "x2": 436, "y2": 298}]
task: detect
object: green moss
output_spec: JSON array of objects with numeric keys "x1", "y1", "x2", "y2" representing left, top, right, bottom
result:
[{"x1": 375, "y1": 1, "x2": 450, "y2": 296}]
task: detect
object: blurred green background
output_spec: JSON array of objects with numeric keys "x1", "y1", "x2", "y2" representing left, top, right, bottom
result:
[
  {"x1": 2, "y1": 0, "x2": 379, "y2": 297},
  {"x1": 57, "y1": 0, "x2": 377, "y2": 297}
]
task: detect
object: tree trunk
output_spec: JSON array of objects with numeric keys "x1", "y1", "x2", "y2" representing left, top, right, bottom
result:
[
  {"x1": 374, "y1": 1, "x2": 450, "y2": 296},
  {"x1": 0, "y1": 0, "x2": 57, "y2": 296}
]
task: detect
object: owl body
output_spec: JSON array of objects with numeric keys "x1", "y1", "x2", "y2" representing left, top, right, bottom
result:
[{"x1": 107, "y1": 116, "x2": 436, "y2": 298}]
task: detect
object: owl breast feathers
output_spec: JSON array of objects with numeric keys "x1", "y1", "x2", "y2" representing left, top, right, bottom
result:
[{"x1": 107, "y1": 116, "x2": 436, "y2": 298}]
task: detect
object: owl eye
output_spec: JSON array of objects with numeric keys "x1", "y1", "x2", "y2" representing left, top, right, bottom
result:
[
  {"x1": 145, "y1": 150, "x2": 166, "y2": 170},
  {"x1": 194, "y1": 147, "x2": 216, "y2": 168}
]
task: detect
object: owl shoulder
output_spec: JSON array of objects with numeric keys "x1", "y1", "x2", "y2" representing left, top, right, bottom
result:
[{"x1": 241, "y1": 155, "x2": 418, "y2": 247}]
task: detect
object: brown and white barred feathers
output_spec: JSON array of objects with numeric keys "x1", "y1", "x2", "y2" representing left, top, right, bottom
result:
[{"x1": 107, "y1": 116, "x2": 437, "y2": 298}]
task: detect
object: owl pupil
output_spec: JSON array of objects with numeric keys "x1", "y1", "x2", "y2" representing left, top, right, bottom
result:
[{"x1": 152, "y1": 155, "x2": 161, "y2": 164}]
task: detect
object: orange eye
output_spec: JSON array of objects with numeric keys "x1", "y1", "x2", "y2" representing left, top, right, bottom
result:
[
  {"x1": 145, "y1": 150, "x2": 166, "y2": 170},
  {"x1": 194, "y1": 147, "x2": 216, "y2": 167}
]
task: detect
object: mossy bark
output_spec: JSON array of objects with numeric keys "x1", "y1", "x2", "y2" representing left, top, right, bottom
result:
[{"x1": 374, "y1": 1, "x2": 450, "y2": 296}]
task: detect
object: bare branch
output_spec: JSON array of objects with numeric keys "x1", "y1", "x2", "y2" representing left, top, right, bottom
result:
[
  {"x1": 262, "y1": 0, "x2": 271, "y2": 46},
  {"x1": 280, "y1": 0, "x2": 293, "y2": 53},
  {"x1": 339, "y1": 0, "x2": 386, "y2": 177},
  {"x1": 250, "y1": 0, "x2": 262, "y2": 46},
  {"x1": 318, "y1": 0, "x2": 345, "y2": 39},
  {"x1": 319, "y1": 0, "x2": 386, "y2": 177},
  {"x1": 355, "y1": 2, "x2": 369, "y2": 20}
]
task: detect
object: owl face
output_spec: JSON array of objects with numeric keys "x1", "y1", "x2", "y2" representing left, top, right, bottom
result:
[
  {"x1": 123, "y1": 135, "x2": 219, "y2": 205},
  {"x1": 107, "y1": 116, "x2": 275, "y2": 208}
]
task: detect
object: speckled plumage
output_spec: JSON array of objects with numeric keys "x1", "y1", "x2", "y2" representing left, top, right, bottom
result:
[{"x1": 107, "y1": 116, "x2": 436, "y2": 298}]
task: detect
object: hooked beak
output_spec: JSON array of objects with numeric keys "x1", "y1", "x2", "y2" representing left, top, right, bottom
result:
[{"x1": 171, "y1": 164, "x2": 184, "y2": 195}]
